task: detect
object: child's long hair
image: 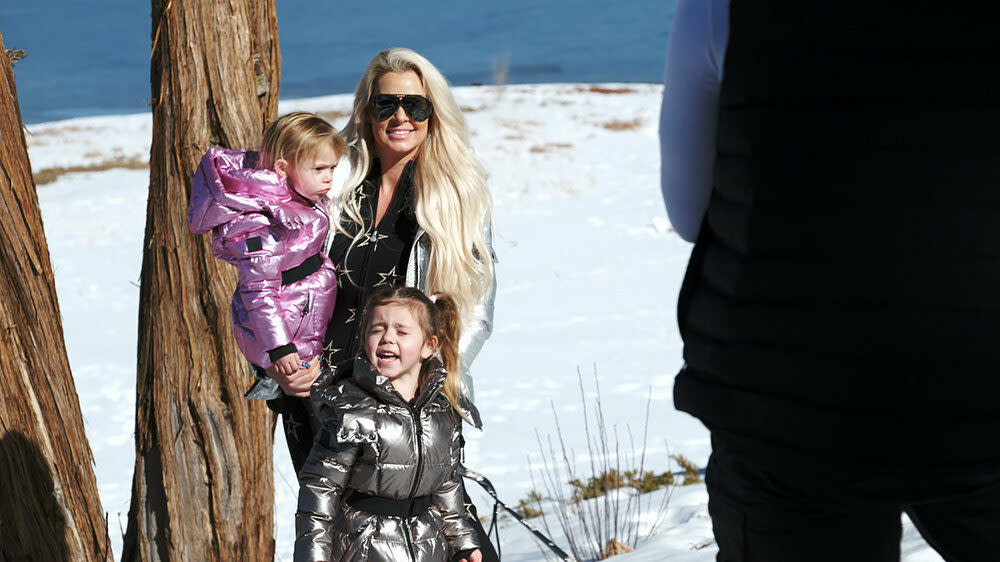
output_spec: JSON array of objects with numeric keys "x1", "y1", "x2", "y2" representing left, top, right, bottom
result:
[
  {"x1": 257, "y1": 111, "x2": 347, "y2": 171},
  {"x1": 361, "y1": 286, "x2": 465, "y2": 416}
]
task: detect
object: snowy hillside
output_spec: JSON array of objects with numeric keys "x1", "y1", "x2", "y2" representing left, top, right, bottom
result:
[{"x1": 26, "y1": 83, "x2": 940, "y2": 560}]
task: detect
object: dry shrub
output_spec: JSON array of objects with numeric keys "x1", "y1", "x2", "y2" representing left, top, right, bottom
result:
[
  {"x1": 34, "y1": 156, "x2": 147, "y2": 186},
  {"x1": 26, "y1": 125, "x2": 98, "y2": 137},
  {"x1": 317, "y1": 110, "x2": 350, "y2": 122},
  {"x1": 514, "y1": 490, "x2": 545, "y2": 519},
  {"x1": 499, "y1": 118, "x2": 542, "y2": 136},
  {"x1": 605, "y1": 538, "x2": 633, "y2": 557},
  {"x1": 529, "y1": 142, "x2": 573, "y2": 153},
  {"x1": 569, "y1": 468, "x2": 674, "y2": 503},
  {"x1": 492, "y1": 50, "x2": 511, "y2": 86},
  {"x1": 670, "y1": 454, "x2": 703, "y2": 485},
  {"x1": 531, "y1": 367, "x2": 672, "y2": 560},
  {"x1": 602, "y1": 118, "x2": 642, "y2": 131},
  {"x1": 579, "y1": 86, "x2": 636, "y2": 94}
]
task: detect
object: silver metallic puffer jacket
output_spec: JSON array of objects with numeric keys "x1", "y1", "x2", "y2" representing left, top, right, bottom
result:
[{"x1": 294, "y1": 357, "x2": 483, "y2": 562}]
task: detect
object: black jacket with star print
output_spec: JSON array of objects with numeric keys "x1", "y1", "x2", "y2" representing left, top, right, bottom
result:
[{"x1": 322, "y1": 161, "x2": 419, "y2": 366}]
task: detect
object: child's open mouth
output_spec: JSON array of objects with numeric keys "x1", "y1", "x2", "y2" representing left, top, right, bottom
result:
[{"x1": 376, "y1": 351, "x2": 399, "y2": 363}]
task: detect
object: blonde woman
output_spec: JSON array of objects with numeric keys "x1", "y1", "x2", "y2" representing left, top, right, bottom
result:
[
  {"x1": 267, "y1": 48, "x2": 498, "y2": 560},
  {"x1": 324, "y1": 47, "x2": 496, "y2": 394}
]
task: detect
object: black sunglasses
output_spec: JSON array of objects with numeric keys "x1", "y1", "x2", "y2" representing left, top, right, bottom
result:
[{"x1": 368, "y1": 94, "x2": 434, "y2": 122}]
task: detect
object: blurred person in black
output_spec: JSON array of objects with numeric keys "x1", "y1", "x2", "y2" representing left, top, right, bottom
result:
[{"x1": 661, "y1": 1, "x2": 1000, "y2": 560}]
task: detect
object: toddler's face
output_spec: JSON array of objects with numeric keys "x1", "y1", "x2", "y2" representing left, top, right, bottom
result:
[
  {"x1": 283, "y1": 143, "x2": 339, "y2": 201},
  {"x1": 365, "y1": 303, "x2": 435, "y2": 383}
]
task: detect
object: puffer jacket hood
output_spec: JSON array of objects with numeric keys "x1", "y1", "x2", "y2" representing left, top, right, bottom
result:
[
  {"x1": 295, "y1": 357, "x2": 481, "y2": 561},
  {"x1": 187, "y1": 147, "x2": 337, "y2": 388},
  {"x1": 314, "y1": 356, "x2": 483, "y2": 430},
  {"x1": 189, "y1": 147, "x2": 305, "y2": 235}
]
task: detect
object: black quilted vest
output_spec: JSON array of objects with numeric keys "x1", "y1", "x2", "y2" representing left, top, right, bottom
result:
[{"x1": 673, "y1": 1, "x2": 1000, "y2": 467}]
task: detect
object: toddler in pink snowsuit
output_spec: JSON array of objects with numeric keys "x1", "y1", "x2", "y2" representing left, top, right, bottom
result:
[{"x1": 188, "y1": 112, "x2": 346, "y2": 399}]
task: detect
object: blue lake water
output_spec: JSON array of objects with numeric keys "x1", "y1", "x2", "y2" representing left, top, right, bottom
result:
[{"x1": 2, "y1": 0, "x2": 676, "y2": 124}]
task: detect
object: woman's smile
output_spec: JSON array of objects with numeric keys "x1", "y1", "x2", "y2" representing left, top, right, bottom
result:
[{"x1": 387, "y1": 128, "x2": 414, "y2": 140}]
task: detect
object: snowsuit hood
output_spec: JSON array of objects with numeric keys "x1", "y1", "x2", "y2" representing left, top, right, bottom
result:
[{"x1": 190, "y1": 147, "x2": 306, "y2": 235}]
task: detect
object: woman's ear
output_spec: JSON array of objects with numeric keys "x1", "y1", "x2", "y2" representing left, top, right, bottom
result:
[
  {"x1": 421, "y1": 335, "x2": 438, "y2": 360},
  {"x1": 274, "y1": 158, "x2": 289, "y2": 179}
]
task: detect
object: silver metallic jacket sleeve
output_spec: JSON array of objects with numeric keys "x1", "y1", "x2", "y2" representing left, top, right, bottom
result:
[
  {"x1": 431, "y1": 470, "x2": 480, "y2": 552},
  {"x1": 458, "y1": 216, "x2": 498, "y2": 371},
  {"x1": 294, "y1": 418, "x2": 361, "y2": 562}
]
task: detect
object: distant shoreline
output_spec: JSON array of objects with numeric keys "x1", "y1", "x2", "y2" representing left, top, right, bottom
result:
[{"x1": 21, "y1": 81, "x2": 662, "y2": 127}]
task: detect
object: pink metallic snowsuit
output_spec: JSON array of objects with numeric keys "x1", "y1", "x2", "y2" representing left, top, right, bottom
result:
[{"x1": 188, "y1": 147, "x2": 337, "y2": 371}]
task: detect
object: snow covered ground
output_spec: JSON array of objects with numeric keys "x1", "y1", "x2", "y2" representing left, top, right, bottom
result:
[{"x1": 27, "y1": 84, "x2": 941, "y2": 560}]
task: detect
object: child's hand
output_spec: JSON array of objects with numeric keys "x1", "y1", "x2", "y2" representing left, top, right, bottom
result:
[
  {"x1": 266, "y1": 357, "x2": 320, "y2": 398},
  {"x1": 272, "y1": 352, "x2": 303, "y2": 377},
  {"x1": 462, "y1": 549, "x2": 481, "y2": 562}
]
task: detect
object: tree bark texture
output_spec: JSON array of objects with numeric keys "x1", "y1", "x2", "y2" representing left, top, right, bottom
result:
[
  {"x1": 122, "y1": 2, "x2": 281, "y2": 560},
  {"x1": 0, "y1": 33, "x2": 113, "y2": 562}
]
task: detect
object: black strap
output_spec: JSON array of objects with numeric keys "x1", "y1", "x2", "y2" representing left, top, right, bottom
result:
[
  {"x1": 449, "y1": 548, "x2": 479, "y2": 562},
  {"x1": 459, "y1": 465, "x2": 572, "y2": 561},
  {"x1": 346, "y1": 491, "x2": 432, "y2": 518},
  {"x1": 488, "y1": 498, "x2": 501, "y2": 560},
  {"x1": 281, "y1": 253, "x2": 323, "y2": 286}
]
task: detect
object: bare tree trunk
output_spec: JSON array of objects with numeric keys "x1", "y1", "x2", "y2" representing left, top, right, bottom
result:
[
  {"x1": 0, "y1": 32, "x2": 113, "y2": 562},
  {"x1": 122, "y1": 1, "x2": 281, "y2": 560}
]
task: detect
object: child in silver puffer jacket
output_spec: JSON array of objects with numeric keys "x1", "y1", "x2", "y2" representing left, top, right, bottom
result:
[{"x1": 295, "y1": 286, "x2": 483, "y2": 562}]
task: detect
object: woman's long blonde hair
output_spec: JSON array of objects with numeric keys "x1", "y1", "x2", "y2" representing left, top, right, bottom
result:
[{"x1": 334, "y1": 48, "x2": 494, "y2": 326}]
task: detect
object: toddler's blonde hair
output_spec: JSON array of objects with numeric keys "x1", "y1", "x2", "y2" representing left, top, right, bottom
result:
[{"x1": 258, "y1": 111, "x2": 347, "y2": 170}]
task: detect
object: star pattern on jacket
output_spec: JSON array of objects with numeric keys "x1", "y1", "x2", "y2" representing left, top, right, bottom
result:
[
  {"x1": 374, "y1": 266, "x2": 399, "y2": 287},
  {"x1": 284, "y1": 414, "x2": 304, "y2": 434},
  {"x1": 324, "y1": 162, "x2": 420, "y2": 371},
  {"x1": 322, "y1": 339, "x2": 342, "y2": 357}
]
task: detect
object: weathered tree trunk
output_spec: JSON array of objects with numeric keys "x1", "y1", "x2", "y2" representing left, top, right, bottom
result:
[
  {"x1": 122, "y1": 1, "x2": 281, "y2": 560},
  {"x1": 0, "y1": 33, "x2": 113, "y2": 562}
]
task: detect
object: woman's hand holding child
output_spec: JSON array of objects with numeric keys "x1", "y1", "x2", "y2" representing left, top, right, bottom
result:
[{"x1": 267, "y1": 356, "x2": 320, "y2": 397}]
